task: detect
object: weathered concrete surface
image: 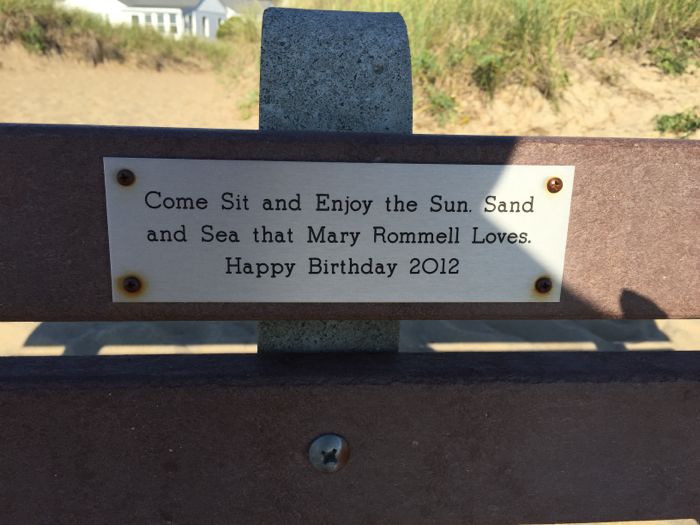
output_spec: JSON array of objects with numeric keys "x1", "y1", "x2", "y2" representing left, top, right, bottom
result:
[
  {"x1": 259, "y1": 8, "x2": 412, "y2": 133},
  {"x1": 258, "y1": 7, "x2": 413, "y2": 352},
  {"x1": 258, "y1": 320, "x2": 399, "y2": 353}
]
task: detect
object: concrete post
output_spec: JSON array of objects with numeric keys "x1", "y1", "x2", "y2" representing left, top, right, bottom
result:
[{"x1": 257, "y1": 7, "x2": 412, "y2": 352}]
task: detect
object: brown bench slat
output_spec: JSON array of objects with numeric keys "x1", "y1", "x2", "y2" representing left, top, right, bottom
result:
[
  {"x1": 1, "y1": 353, "x2": 700, "y2": 523},
  {"x1": 0, "y1": 124, "x2": 697, "y2": 320}
]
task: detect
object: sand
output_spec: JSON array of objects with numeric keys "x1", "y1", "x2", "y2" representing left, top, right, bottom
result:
[
  {"x1": 1, "y1": 45, "x2": 697, "y2": 137},
  {"x1": 416, "y1": 56, "x2": 700, "y2": 138},
  {"x1": 0, "y1": 45, "x2": 258, "y2": 130},
  {"x1": 0, "y1": 44, "x2": 698, "y2": 356}
]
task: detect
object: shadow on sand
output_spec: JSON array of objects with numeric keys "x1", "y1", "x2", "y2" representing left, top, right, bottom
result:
[{"x1": 22, "y1": 291, "x2": 670, "y2": 355}]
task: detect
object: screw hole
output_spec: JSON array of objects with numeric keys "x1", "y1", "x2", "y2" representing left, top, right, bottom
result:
[
  {"x1": 308, "y1": 434, "x2": 348, "y2": 472},
  {"x1": 535, "y1": 276, "x2": 553, "y2": 294},
  {"x1": 122, "y1": 276, "x2": 142, "y2": 294},
  {"x1": 546, "y1": 177, "x2": 563, "y2": 194},
  {"x1": 116, "y1": 169, "x2": 135, "y2": 186}
]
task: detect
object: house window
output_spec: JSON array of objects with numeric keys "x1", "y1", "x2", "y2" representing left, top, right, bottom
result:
[
  {"x1": 184, "y1": 15, "x2": 192, "y2": 34},
  {"x1": 131, "y1": 15, "x2": 139, "y2": 26},
  {"x1": 169, "y1": 13, "x2": 177, "y2": 34},
  {"x1": 202, "y1": 16, "x2": 209, "y2": 37},
  {"x1": 157, "y1": 13, "x2": 165, "y2": 33},
  {"x1": 145, "y1": 13, "x2": 152, "y2": 26}
]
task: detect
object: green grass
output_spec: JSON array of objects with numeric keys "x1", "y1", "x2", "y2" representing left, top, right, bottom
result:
[
  {"x1": 655, "y1": 108, "x2": 700, "y2": 137},
  {"x1": 292, "y1": 0, "x2": 699, "y2": 122},
  {"x1": 648, "y1": 38, "x2": 699, "y2": 75},
  {"x1": 425, "y1": 85, "x2": 457, "y2": 125},
  {"x1": 1, "y1": 0, "x2": 699, "y2": 127},
  {"x1": 217, "y1": 15, "x2": 260, "y2": 43},
  {"x1": 237, "y1": 88, "x2": 259, "y2": 119},
  {"x1": 0, "y1": 0, "x2": 233, "y2": 68}
]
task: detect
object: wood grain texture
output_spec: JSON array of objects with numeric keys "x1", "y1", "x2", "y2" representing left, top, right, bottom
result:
[{"x1": 0, "y1": 124, "x2": 697, "y2": 320}]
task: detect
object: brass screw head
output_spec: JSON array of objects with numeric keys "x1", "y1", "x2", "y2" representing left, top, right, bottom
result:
[
  {"x1": 535, "y1": 277, "x2": 553, "y2": 294},
  {"x1": 547, "y1": 177, "x2": 563, "y2": 193},
  {"x1": 121, "y1": 276, "x2": 142, "y2": 294},
  {"x1": 308, "y1": 434, "x2": 349, "y2": 473},
  {"x1": 117, "y1": 169, "x2": 135, "y2": 186}
]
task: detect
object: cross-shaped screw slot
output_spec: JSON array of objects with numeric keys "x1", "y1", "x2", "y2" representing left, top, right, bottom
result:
[
  {"x1": 308, "y1": 434, "x2": 348, "y2": 472},
  {"x1": 321, "y1": 448, "x2": 338, "y2": 465},
  {"x1": 546, "y1": 177, "x2": 563, "y2": 194}
]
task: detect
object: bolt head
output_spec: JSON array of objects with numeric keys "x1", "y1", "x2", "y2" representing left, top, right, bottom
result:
[
  {"x1": 117, "y1": 169, "x2": 135, "y2": 186},
  {"x1": 308, "y1": 434, "x2": 349, "y2": 473},
  {"x1": 122, "y1": 276, "x2": 142, "y2": 294},
  {"x1": 535, "y1": 277, "x2": 553, "y2": 294},
  {"x1": 546, "y1": 177, "x2": 563, "y2": 193}
]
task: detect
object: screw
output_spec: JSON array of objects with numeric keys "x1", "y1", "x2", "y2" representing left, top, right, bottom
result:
[
  {"x1": 117, "y1": 169, "x2": 135, "y2": 186},
  {"x1": 121, "y1": 276, "x2": 142, "y2": 294},
  {"x1": 534, "y1": 277, "x2": 553, "y2": 294},
  {"x1": 546, "y1": 177, "x2": 563, "y2": 194},
  {"x1": 308, "y1": 434, "x2": 349, "y2": 473}
]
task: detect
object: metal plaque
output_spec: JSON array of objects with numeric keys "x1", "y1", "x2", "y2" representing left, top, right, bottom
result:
[{"x1": 104, "y1": 158, "x2": 574, "y2": 303}]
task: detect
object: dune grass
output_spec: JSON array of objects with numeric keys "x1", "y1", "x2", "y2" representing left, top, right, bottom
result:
[
  {"x1": 1, "y1": 0, "x2": 698, "y2": 126},
  {"x1": 290, "y1": 0, "x2": 699, "y2": 122},
  {"x1": 655, "y1": 108, "x2": 700, "y2": 137},
  {"x1": 0, "y1": 0, "x2": 233, "y2": 68}
]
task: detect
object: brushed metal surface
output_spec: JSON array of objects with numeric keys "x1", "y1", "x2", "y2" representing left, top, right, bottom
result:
[{"x1": 103, "y1": 159, "x2": 574, "y2": 303}]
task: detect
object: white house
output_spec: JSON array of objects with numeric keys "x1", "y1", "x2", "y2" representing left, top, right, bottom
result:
[{"x1": 59, "y1": 0, "x2": 247, "y2": 39}]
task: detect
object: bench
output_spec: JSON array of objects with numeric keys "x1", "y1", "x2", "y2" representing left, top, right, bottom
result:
[{"x1": 0, "y1": 7, "x2": 698, "y2": 524}]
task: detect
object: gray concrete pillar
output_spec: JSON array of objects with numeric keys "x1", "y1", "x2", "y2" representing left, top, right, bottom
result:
[{"x1": 257, "y1": 7, "x2": 412, "y2": 352}]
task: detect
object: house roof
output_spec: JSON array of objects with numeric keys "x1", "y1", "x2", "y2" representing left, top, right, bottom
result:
[{"x1": 119, "y1": 0, "x2": 203, "y2": 8}]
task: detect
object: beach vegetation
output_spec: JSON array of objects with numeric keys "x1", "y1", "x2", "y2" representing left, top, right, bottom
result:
[
  {"x1": 217, "y1": 15, "x2": 260, "y2": 43},
  {"x1": 292, "y1": 0, "x2": 699, "y2": 122},
  {"x1": 1, "y1": 0, "x2": 698, "y2": 127},
  {"x1": 649, "y1": 39, "x2": 699, "y2": 75},
  {"x1": 425, "y1": 85, "x2": 457, "y2": 125},
  {"x1": 237, "y1": 88, "x2": 259, "y2": 119},
  {"x1": 655, "y1": 108, "x2": 700, "y2": 137},
  {"x1": 0, "y1": 0, "x2": 232, "y2": 68}
]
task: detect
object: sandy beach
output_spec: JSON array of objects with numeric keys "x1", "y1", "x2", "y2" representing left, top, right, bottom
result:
[
  {"x1": 0, "y1": 44, "x2": 698, "y2": 355},
  {"x1": 1, "y1": 44, "x2": 698, "y2": 137},
  {"x1": 0, "y1": 45, "x2": 258, "y2": 129}
]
